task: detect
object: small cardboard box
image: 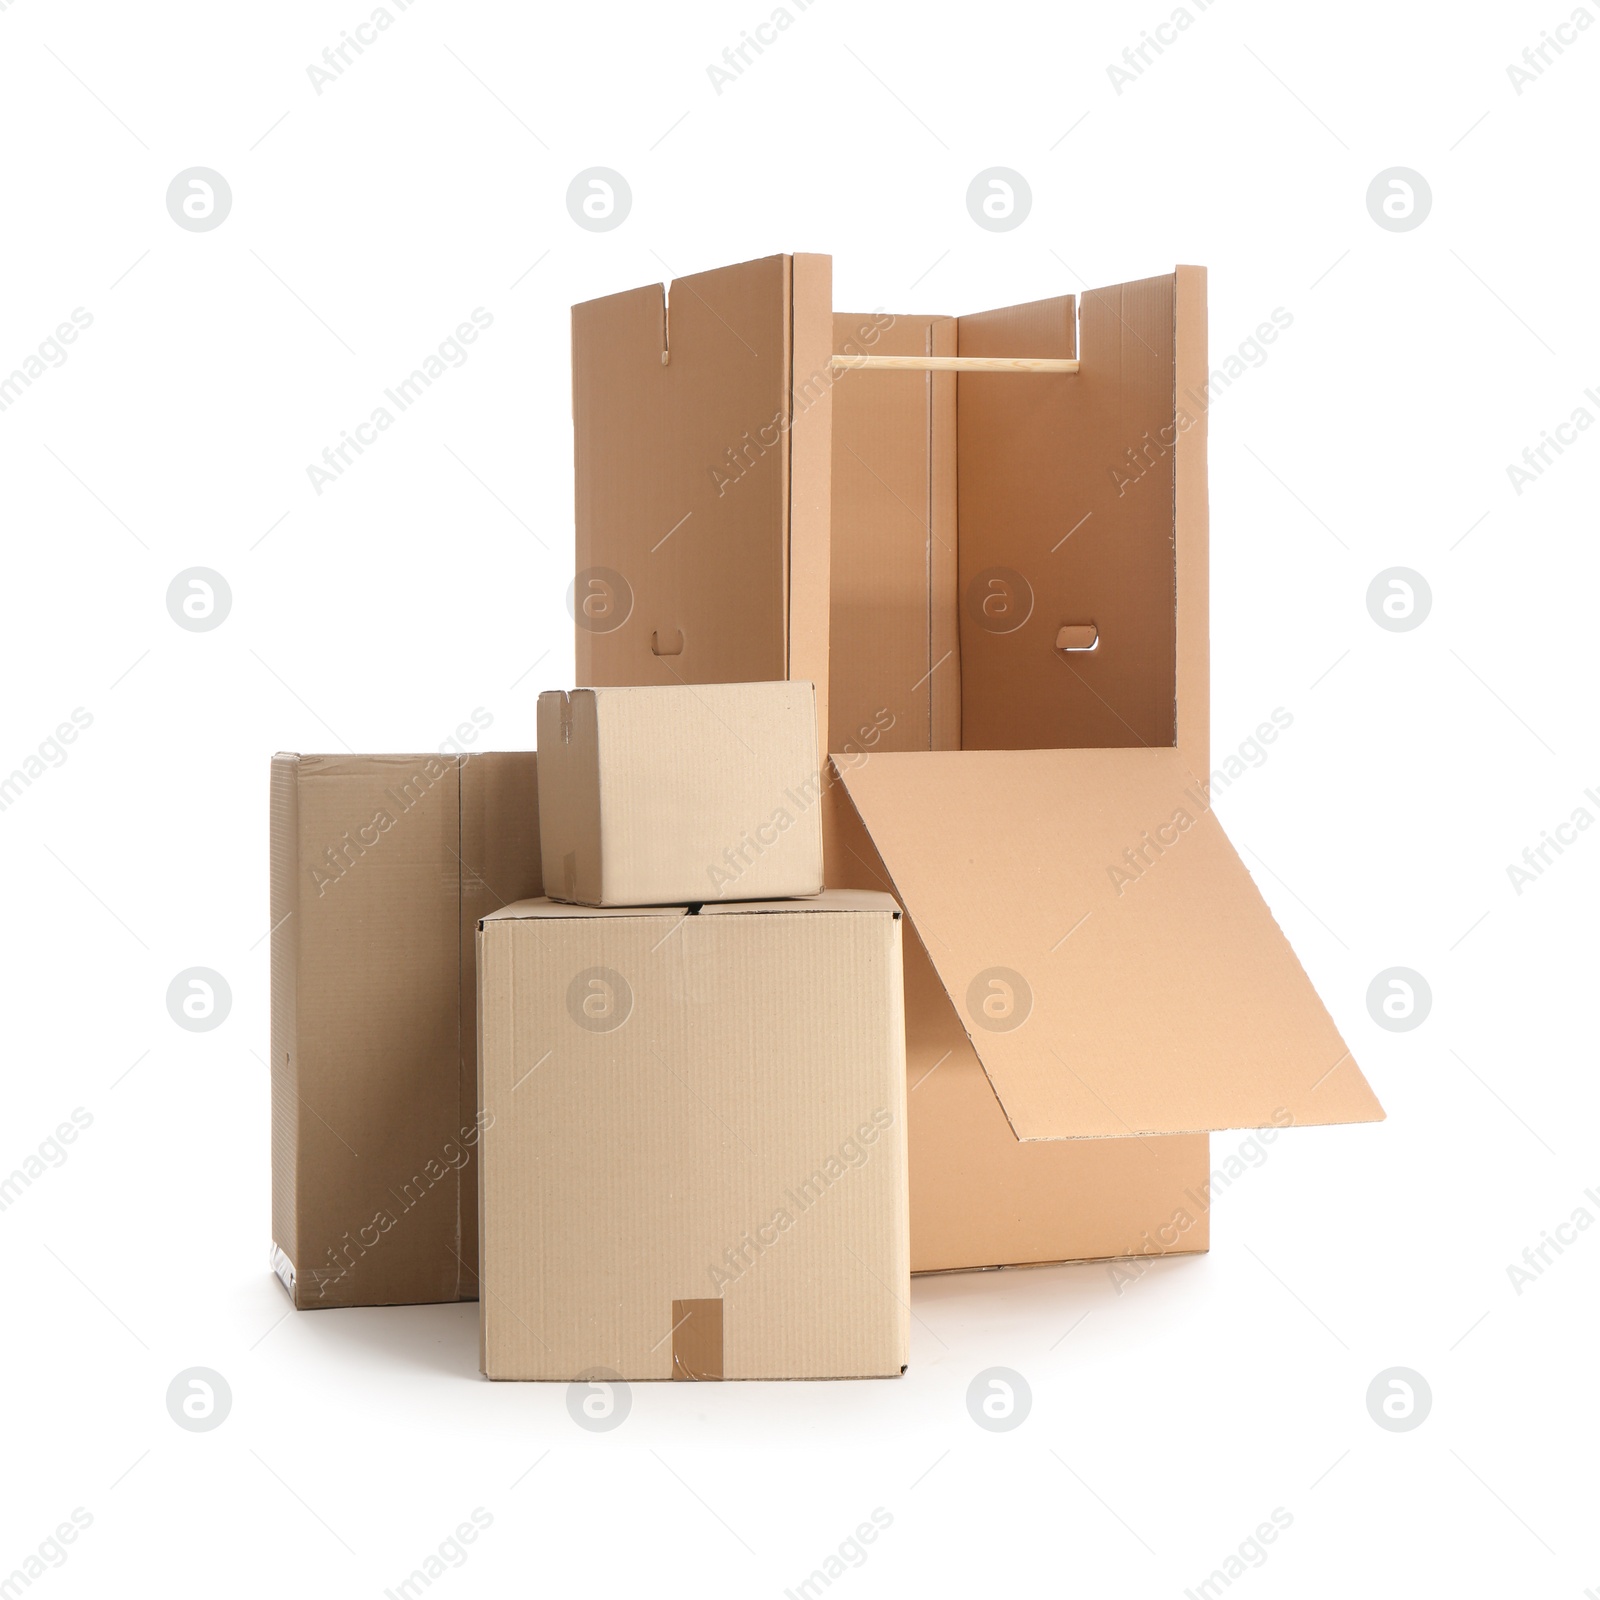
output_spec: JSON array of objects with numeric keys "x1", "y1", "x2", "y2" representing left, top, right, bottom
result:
[
  {"x1": 536, "y1": 681, "x2": 824, "y2": 906},
  {"x1": 270, "y1": 751, "x2": 541, "y2": 1308},
  {"x1": 476, "y1": 890, "x2": 909, "y2": 1380},
  {"x1": 571, "y1": 254, "x2": 1386, "y2": 1275}
]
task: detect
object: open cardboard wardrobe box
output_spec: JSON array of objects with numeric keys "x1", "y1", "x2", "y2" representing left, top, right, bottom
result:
[{"x1": 568, "y1": 253, "x2": 1384, "y2": 1275}]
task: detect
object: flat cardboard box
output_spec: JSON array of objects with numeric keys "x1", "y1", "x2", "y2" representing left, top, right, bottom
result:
[
  {"x1": 536, "y1": 681, "x2": 823, "y2": 906},
  {"x1": 270, "y1": 751, "x2": 541, "y2": 1308},
  {"x1": 476, "y1": 890, "x2": 909, "y2": 1380},
  {"x1": 571, "y1": 254, "x2": 1385, "y2": 1274}
]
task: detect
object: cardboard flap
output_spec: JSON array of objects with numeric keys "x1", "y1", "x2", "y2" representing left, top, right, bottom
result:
[{"x1": 836, "y1": 747, "x2": 1384, "y2": 1140}]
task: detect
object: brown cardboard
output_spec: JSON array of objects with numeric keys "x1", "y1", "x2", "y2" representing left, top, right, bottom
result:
[
  {"x1": 476, "y1": 890, "x2": 909, "y2": 1380},
  {"x1": 573, "y1": 253, "x2": 838, "y2": 762},
  {"x1": 270, "y1": 751, "x2": 541, "y2": 1308},
  {"x1": 825, "y1": 767, "x2": 1211, "y2": 1271},
  {"x1": 570, "y1": 257, "x2": 1383, "y2": 1274},
  {"x1": 828, "y1": 313, "x2": 959, "y2": 754},
  {"x1": 836, "y1": 747, "x2": 1382, "y2": 1138},
  {"x1": 536, "y1": 681, "x2": 824, "y2": 906}
]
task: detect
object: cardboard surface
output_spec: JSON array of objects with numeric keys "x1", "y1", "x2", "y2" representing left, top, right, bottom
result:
[
  {"x1": 477, "y1": 890, "x2": 909, "y2": 1380},
  {"x1": 537, "y1": 681, "x2": 824, "y2": 906},
  {"x1": 828, "y1": 313, "x2": 959, "y2": 755},
  {"x1": 837, "y1": 747, "x2": 1384, "y2": 1140},
  {"x1": 956, "y1": 282, "x2": 1185, "y2": 751},
  {"x1": 572, "y1": 255, "x2": 835, "y2": 733},
  {"x1": 824, "y1": 779, "x2": 1211, "y2": 1270},
  {"x1": 269, "y1": 751, "x2": 541, "y2": 1309}
]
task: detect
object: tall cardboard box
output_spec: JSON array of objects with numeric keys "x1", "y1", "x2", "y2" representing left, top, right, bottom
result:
[
  {"x1": 571, "y1": 254, "x2": 1385, "y2": 1274},
  {"x1": 270, "y1": 751, "x2": 541, "y2": 1308},
  {"x1": 476, "y1": 890, "x2": 909, "y2": 1380}
]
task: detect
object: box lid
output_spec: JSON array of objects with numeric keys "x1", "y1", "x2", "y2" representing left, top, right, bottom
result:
[
  {"x1": 836, "y1": 747, "x2": 1384, "y2": 1140},
  {"x1": 481, "y1": 888, "x2": 897, "y2": 926}
]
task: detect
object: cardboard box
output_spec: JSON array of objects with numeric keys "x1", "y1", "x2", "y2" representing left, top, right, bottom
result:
[
  {"x1": 270, "y1": 751, "x2": 541, "y2": 1308},
  {"x1": 536, "y1": 681, "x2": 824, "y2": 906},
  {"x1": 476, "y1": 890, "x2": 909, "y2": 1380},
  {"x1": 571, "y1": 254, "x2": 1385, "y2": 1274}
]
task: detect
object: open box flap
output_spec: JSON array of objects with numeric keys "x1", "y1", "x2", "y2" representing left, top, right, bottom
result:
[{"x1": 835, "y1": 747, "x2": 1384, "y2": 1141}]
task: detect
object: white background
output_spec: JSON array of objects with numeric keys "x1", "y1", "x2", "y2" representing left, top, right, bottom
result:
[{"x1": 2, "y1": 1, "x2": 1596, "y2": 1595}]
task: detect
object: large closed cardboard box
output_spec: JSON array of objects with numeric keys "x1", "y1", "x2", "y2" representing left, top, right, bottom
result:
[
  {"x1": 571, "y1": 254, "x2": 1385, "y2": 1274},
  {"x1": 476, "y1": 890, "x2": 909, "y2": 1380},
  {"x1": 270, "y1": 751, "x2": 541, "y2": 1307}
]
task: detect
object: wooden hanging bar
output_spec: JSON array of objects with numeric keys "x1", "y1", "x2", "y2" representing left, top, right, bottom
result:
[{"x1": 830, "y1": 353, "x2": 1080, "y2": 374}]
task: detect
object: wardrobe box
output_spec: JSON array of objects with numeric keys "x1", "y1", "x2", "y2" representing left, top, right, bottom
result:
[{"x1": 570, "y1": 253, "x2": 1385, "y2": 1275}]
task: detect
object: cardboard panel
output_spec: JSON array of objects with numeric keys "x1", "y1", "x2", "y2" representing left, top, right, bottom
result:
[
  {"x1": 269, "y1": 757, "x2": 300, "y2": 1274},
  {"x1": 458, "y1": 751, "x2": 543, "y2": 1295},
  {"x1": 272, "y1": 752, "x2": 540, "y2": 1309},
  {"x1": 957, "y1": 279, "x2": 1179, "y2": 751},
  {"x1": 477, "y1": 892, "x2": 909, "y2": 1380},
  {"x1": 1174, "y1": 265, "x2": 1210, "y2": 772},
  {"x1": 824, "y1": 778, "x2": 1210, "y2": 1269},
  {"x1": 790, "y1": 254, "x2": 835, "y2": 761},
  {"x1": 573, "y1": 255, "x2": 797, "y2": 694},
  {"x1": 272, "y1": 755, "x2": 464, "y2": 1307},
  {"x1": 828, "y1": 313, "x2": 959, "y2": 755},
  {"x1": 904, "y1": 929, "x2": 1212, "y2": 1273},
  {"x1": 837, "y1": 747, "x2": 1385, "y2": 1140}
]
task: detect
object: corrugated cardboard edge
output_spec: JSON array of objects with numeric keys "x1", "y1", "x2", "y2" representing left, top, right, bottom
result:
[
  {"x1": 269, "y1": 754, "x2": 300, "y2": 1300},
  {"x1": 1174, "y1": 265, "x2": 1210, "y2": 772},
  {"x1": 476, "y1": 916, "x2": 489, "y2": 1376},
  {"x1": 929, "y1": 315, "x2": 959, "y2": 750},
  {"x1": 458, "y1": 751, "x2": 543, "y2": 1301},
  {"x1": 790, "y1": 253, "x2": 834, "y2": 767}
]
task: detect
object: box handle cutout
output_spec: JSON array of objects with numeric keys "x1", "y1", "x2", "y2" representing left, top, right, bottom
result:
[
  {"x1": 1056, "y1": 624, "x2": 1099, "y2": 653},
  {"x1": 650, "y1": 627, "x2": 685, "y2": 657}
]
